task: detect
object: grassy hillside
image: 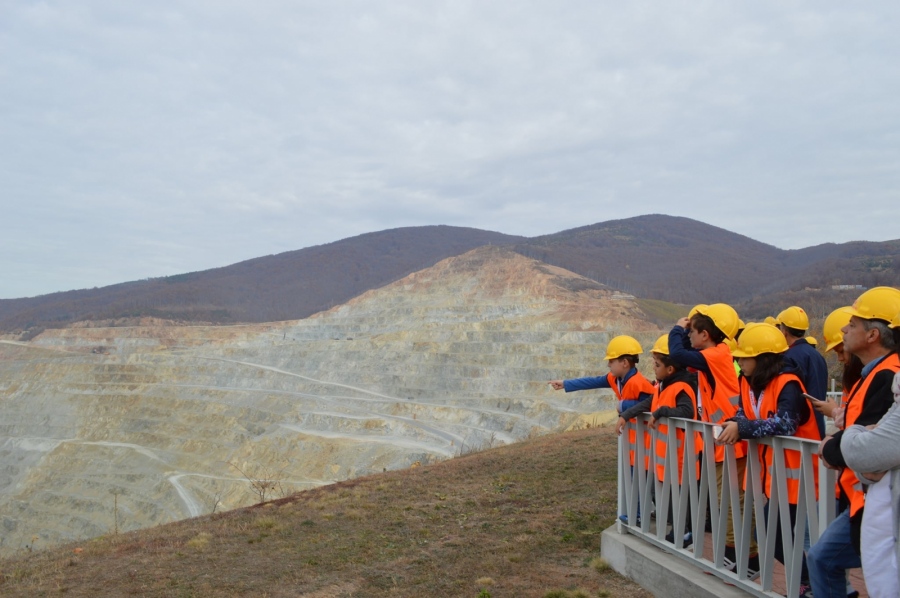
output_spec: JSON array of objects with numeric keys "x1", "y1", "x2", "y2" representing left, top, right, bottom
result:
[
  {"x1": 0, "y1": 426, "x2": 649, "y2": 598},
  {"x1": 634, "y1": 298, "x2": 688, "y2": 328}
]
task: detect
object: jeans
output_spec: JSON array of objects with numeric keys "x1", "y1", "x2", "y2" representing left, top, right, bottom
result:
[{"x1": 807, "y1": 507, "x2": 862, "y2": 598}]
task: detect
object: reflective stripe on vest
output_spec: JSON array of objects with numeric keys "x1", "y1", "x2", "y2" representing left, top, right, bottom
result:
[{"x1": 707, "y1": 408, "x2": 726, "y2": 423}]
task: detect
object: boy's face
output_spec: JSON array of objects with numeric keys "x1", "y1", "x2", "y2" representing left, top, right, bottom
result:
[
  {"x1": 608, "y1": 357, "x2": 630, "y2": 378},
  {"x1": 651, "y1": 354, "x2": 671, "y2": 381},
  {"x1": 688, "y1": 325, "x2": 710, "y2": 349}
]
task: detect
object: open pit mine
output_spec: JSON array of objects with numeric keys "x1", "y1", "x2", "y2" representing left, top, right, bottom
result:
[{"x1": 0, "y1": 246, "x2": 662, "y2": 555}]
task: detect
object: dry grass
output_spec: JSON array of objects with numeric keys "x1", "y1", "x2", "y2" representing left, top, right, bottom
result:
[{"x1": 0, "y1": 427, "x2": 650, "y2": 598}]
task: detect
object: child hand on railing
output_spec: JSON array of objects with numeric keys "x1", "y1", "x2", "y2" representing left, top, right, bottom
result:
[{"x1": 713, "y1": 421, "x2": 739, "y2": 445}]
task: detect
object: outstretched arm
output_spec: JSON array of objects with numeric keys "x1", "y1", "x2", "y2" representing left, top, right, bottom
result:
[{"x1": 557, "y1": 376, "x2": 612, "y2": 392}]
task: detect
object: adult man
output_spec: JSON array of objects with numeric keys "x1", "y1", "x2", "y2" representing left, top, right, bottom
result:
[
  {"x1": 777, "y1": 305, "x2": 829, "y2": 436},
  {"x1": 807, "y1": 287, "x2": 900, "y2": 598}
]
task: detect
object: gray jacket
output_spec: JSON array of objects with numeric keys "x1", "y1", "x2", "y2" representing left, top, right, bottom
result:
[{"x1": 842, "y1": 370, "x2": 900, "y2": 589}]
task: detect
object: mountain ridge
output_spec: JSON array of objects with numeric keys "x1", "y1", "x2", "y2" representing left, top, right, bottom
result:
[{"x1": 2, "y1": 214, "x2": 898, "y2": 334}]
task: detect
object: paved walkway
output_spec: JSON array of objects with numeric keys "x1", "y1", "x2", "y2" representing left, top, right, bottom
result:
[{"x1": 692, "y1": 530, "x2": 868, "y2": 597}]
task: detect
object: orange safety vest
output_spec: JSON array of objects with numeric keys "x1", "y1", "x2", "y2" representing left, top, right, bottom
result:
[
  {"x1": 839, "y1": 353, "x2": 900, "y2": 516},
  {"x1": 611, "y1": 371, "x2": 657, "y2": 467},
  {"x1": 651, "y1": 380, "x2": 699, "y2": 483},
  {"x1": 739, "y1": 373, "x2": 820, "y2": 503},
  {"x1": 697, "y1": 343, "x2": 745, "y2": 461}
]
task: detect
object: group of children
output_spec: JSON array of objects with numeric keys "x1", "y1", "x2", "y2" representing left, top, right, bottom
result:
[{"x1": 548, "y1": 286, "x2": 900, "y2": 598}]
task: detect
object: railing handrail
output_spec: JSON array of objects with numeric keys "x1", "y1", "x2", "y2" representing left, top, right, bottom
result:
[{"x1": 617, "y1": 414, "x2": 836, "y2": 598}]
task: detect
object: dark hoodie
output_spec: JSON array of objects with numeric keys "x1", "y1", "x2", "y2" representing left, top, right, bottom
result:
[
  {"x1": 730, "y1": 358, "x2": 811, "y2": 439},
  {"x1": 619, "y1": 368, "x2": 698, "y2": 422}
]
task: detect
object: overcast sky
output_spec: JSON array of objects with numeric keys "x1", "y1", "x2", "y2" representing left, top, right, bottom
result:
[{"x1": 2, "y1": 2, "x2": 898, "y2": 299}]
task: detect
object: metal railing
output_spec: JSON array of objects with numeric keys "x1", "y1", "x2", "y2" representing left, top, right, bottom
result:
[{"x1": 617, "y1": 414, "x2": 837, "y2": 598}]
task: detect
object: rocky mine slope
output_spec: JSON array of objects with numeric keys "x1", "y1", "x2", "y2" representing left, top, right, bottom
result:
[{"x1": 0, "y1": 247, "x2": 662, "y2": 555}]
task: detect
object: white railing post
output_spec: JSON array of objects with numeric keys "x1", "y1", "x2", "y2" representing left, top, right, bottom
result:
[{"x1": 617, "y1": 428, "x2": 625, "y2": 533}]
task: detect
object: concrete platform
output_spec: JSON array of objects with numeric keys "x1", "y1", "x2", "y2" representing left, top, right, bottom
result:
[
  {"x1": 602, "y1": 523, "x2": 869, "y2": 597},
  {"x1": 602, "y1": 524, "x2": 761, "y2": 598}
]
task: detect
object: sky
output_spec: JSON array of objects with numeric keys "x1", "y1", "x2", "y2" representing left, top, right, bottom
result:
[{"x1": 2, "y1": 2, "x2": 899, "y2": 299}]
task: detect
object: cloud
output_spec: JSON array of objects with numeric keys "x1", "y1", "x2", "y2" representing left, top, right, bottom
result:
[{"x1": 1, "y1": 1, "x2": 899, "y2": 297}]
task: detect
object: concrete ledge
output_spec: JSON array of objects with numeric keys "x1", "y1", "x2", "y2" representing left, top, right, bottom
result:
[{"x1": 601, "y1": 525, "x2": 750, "y2": 598}]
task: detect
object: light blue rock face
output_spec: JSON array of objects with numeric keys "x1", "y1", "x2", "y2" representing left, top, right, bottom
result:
[{"x1": 0, "y1": 247, "x2": 662, "y2": 555}]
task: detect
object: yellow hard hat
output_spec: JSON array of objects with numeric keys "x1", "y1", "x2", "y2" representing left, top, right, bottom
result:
[
  {"x1": 776, "y1": 306, "x2": 809, "y2": 331},
  {"x1": 764, "y1": 316, "x2": 778, "y2": 326},
  {"x1": 650, "y1": 334, "x2": 669, "y2": 356},
  {"x1": 805, "y1": 336, "x2": 818, "y2": 347},
  {"x1": 732, "y1": 322, "x2": 789, "y2": 358},
  {"x1": 695, "y1": 303, "x2": 741, "y2": 340},
  {"x1": 737, "y1": 319, "x2": 746, "y2": 332},
  {"x1": 604, "y1": 335, "x2": 643, "y2": 360},
  {"x1": 846, "y1": 286, "x2": 900, "y2": 323},
  {"x1": 822, "y1": 307, "x2": 853, "y2": 352},
  {"x1": 688, "y1": 304, "x2": 708, "y2": 318},
  {"x1": 724, "y1": 337, "x2": 738, "y2": 353}
]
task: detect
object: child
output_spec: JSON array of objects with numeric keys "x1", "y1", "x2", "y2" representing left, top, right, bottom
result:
[
  {"x1": 550, "y1": 334, "x2": 655, "y2": 523},
  {"x1": 549, "y1": 334, "x2": 655, "y2": 415},
  {"x1": 617, "y1": 334, "x2": 698, "y2": 546},
  {"x1": 667, "y1": 303, "x2": 755, "y2": 571},
  {"x1": 717, "y1": 322, "x2": 821, "y2": 594}
]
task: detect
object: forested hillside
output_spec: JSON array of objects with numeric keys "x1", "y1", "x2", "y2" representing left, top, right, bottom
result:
[
  {"x1": 2, "y1": 215, "x2": 898, "y2": 335},
  {"x1": 0, "y1": 226, "x2": 523, "y2": 333},
  {"x1": 514, "y1": 215, "x2": 900, "y2": 306}
]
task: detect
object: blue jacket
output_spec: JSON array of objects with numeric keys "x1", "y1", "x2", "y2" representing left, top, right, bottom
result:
[
  {"x1": 563, "y1": 367, "x2": 654, "y2": 412},
  {"x1": 786, "y1": 338, "x2": 828, "y2": 436}
]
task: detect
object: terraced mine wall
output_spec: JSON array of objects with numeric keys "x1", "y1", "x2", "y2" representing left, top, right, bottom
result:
[{"x1": 0, "y1": 248, "x2": 663, "y2": 555}]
